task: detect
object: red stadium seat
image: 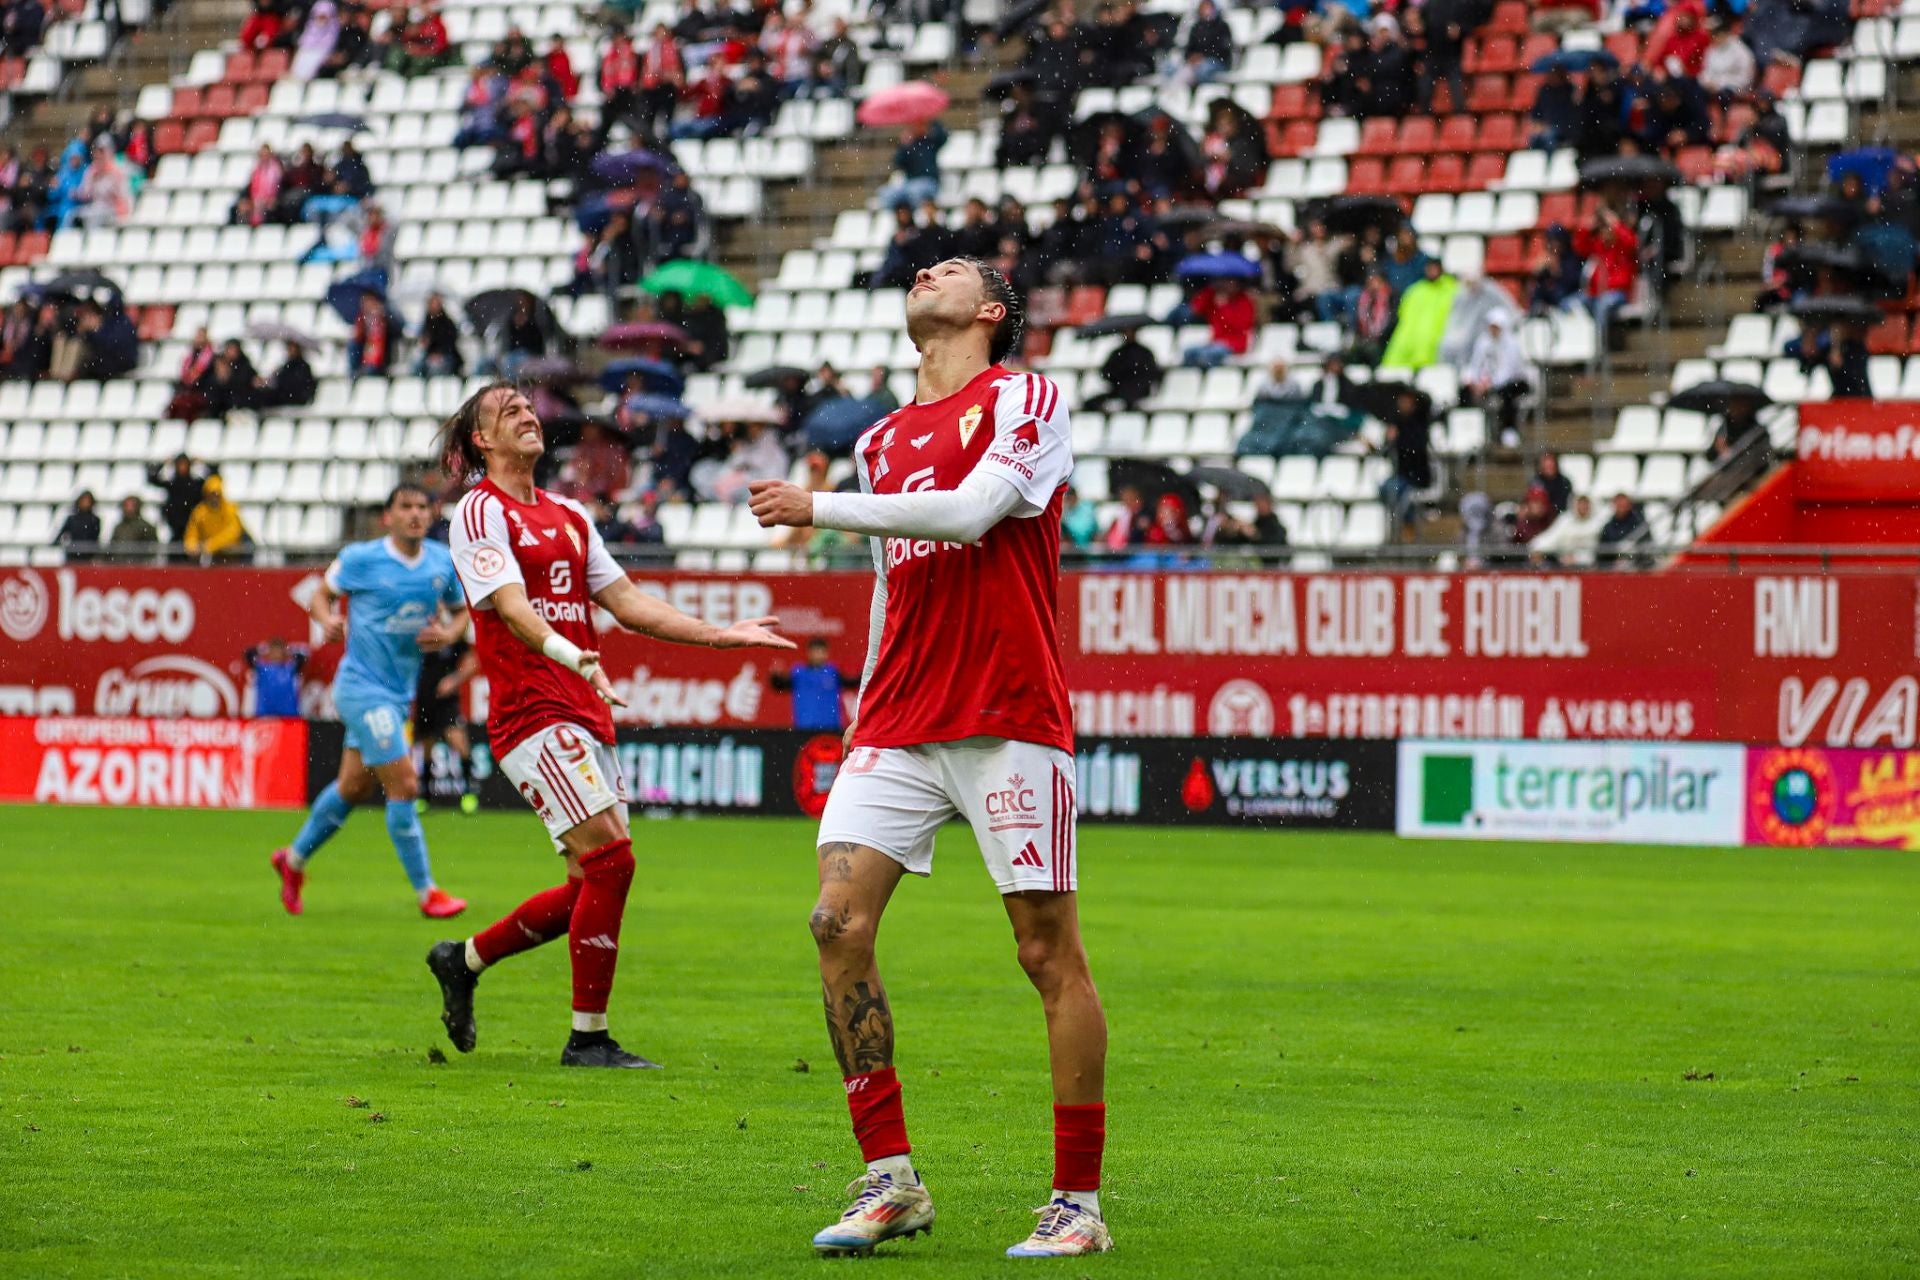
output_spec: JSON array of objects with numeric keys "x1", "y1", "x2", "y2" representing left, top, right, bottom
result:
[
  {"x1": 259, "y1": 48, "x2": 290, "y2": 79},
  {"x1": 237, "y1": 83, "x2": 269, "y2": 113},
  {"x1": 1465, "y1": 152, "x2": 1507, "y2": 189},
  {"x1": 1423, "y1": 155, "x2": 1465, "y2": 192},
  {"x1": 152, "y1": 119, "x2": 187, "y2": 154},
  {"x1": 1389, "y1": 155, "x2": 1429, "y2": 192},
  {"x1": 169, "y1": 86, "x2": 203, "y2": 118},
  {"x1": 1484, "y1": 235, "x2": 1528, "y2": 276},
  {"x1": 1473, "y1": 36, "x2": 1520, "y2": 74},
  {"x1": 1026, "y1": 287, "x2": 1067, "y2": 329},
  {"x1": 1269, "y1": 84, "x2": 1315, "y2": 120},
  {"x1": 1276, "y1": 119, "x2": 1317, "y2": 156},
  {"x1": 1467, "y1": 74, "x2": 1511, "y2": 114},
  {"x1": 1357, "y1": 118, "x2": 1398, "y2": 156},
  {"x1": 203, "y1": 84, "x2": 238, "y2": 118},
  {"x1": 1346, "y1": 157, "x2": 1388, "y2": 195},
  {"x1": 0, "y1": 231, "x2": 16, "y2": 266},
  {"x1": 1866, "y1": 315, "x2": 1908, "y2": 356},
  {"x1": 15, "y1": 230, "x2": 49, "y2": 263},
  {"x1": 1488, "y1": 1, "x2": 1529, "y2": 35},
  {"x1": 1605, "y1": 32, "x2": 1642, "y2": 67},
  {"x1": 1538, "y1": 192, "x2": 1577, "y2": 227},
  {"x1": 1510, "y1": 74, "x2": 1541, "y2": 113},
  {"x1": 0, "y1": 56, "x2": 24, "y2": 89},
  {"x1": 1519, "y1": 34, "x2": 1559, "y2": 68},
  {"x1": 183, "y1": 119, "x2": 221, "y2": 152},
  {"x1": 1435, "y1": 116, "x2": 1477, "y2": 153},
  {"x1": 1065, "y1": 285, "x2": 1107, "y2": 327},
  {"x1": 1477, "y1": 113, "x2": 1521, "y2": 153},
  {"x1": 1762, "y1": 62, "x2": 1800, "y2": 97},
  {"x1": 1392, "y1": 116, "x2": 1434, "y2": 154},
  {"x1": 224, "y1": 51, "x2": 255, "y2": 82},
  {"x1": 1675, "y1": 146, "x2": 1715, "y2": 184}
]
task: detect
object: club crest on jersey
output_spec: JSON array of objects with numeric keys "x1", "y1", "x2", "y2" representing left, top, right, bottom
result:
[
  {"x1": 563, "y1": 523, "x2": 582, "y2": 554},
  {"x1": 958, "y1": 403, "x2": 984, "y2": 447}
]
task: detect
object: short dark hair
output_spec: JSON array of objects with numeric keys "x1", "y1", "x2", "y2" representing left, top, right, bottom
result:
[
  {"x1": 435, "y1": 380, "x2": 518, "y2": 484},
  {"x1": 386, "y1": 481, "x2": 433, "y2": 509},
  {"x1": 955, "y1": 256, "x2": 1024, "y2": 364}
]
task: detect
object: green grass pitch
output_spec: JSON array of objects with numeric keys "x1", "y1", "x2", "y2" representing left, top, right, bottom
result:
[{"x1": 2, "y1": 804, "x2": 1916, "y2": 1279}]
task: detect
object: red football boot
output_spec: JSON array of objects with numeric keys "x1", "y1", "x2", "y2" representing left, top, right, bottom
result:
[
  {"x1": 421, "y1": 888, "x2": 468, "y2": 919},
  {"x1": 271, "y1": 848, "x2": 305, "y2": 916}
]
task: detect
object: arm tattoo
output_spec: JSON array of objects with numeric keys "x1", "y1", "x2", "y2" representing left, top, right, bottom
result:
[{"x1": 822, "y1": 979, "x2": 894, "y2": 1076}]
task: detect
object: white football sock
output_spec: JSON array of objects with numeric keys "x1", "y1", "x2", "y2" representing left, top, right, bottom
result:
[
  {"x1": 869, "y1": 1154, "x2": 918, "y2": 1184},
  {"x1": 1055, "y1": 1188, "x2": 1100, "y2": 1216},
  {"x1": 285, "y1": 850, "x2": 308, "y2": 871},
  {"x1": 571, "y1": 1011, "x2": 608, "y2": 1033},
  {"x1": 463, "y1": 938, "x2": 486, "y2": 973}
]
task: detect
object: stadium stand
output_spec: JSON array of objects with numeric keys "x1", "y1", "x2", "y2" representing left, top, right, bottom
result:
[{"x1": 0, "y1": 0, "x2": 1900, "y2": 569}]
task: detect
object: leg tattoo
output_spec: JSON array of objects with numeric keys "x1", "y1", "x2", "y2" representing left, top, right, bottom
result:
[{"x1": 823, "y1": 979, "x2": 894, "y2": 1076}]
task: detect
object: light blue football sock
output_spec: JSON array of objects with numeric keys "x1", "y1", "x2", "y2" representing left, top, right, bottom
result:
[
  {"x1": 291, "y1": 782, "x2": 352, "y2": 861},
  {"x1": 385, "y1": 799, "x2": 435, "y2": 894}
]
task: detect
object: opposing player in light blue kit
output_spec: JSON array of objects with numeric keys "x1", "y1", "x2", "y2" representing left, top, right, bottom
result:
[{"x1": 272, "y1": 483, "x2": 471, "y2": 919}]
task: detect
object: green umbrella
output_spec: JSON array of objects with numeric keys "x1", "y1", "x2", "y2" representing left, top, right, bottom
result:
[{"x1": 640, "y1": 260, "x2": 754, "y2": 308}]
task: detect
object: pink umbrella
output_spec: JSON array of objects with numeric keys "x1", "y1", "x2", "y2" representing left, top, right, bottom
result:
[
  {"x1": 857, "y1": 80, "x2": 951, "y2": 127},
  {"x1": 600, "y1": 321, "x2": 690, "y2": 352}
]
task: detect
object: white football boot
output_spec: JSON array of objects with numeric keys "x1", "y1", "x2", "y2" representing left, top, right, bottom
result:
[
  {"x1": 811, "y1": 1170, "x2": 935, "y2": 1256},
  {"x1": 1006, "y1": 1198, "x2": 1114, "y2": 1257}
]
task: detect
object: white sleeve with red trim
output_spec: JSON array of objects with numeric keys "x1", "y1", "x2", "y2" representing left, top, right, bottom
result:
[
  {"x1": 551, "y1": 494, "x2": 626, "y2": 593},
  {"x1": 978, "y1": 371, "x2": 1073, "y2": 516},
  {"x1": 449, "y1": 492, "x2": 523, "y2": 609}
]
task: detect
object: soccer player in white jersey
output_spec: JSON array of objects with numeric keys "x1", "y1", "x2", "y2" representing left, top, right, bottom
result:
[{"x1": 750, "y1": 258, "x2": 1111, "y2": 1258}]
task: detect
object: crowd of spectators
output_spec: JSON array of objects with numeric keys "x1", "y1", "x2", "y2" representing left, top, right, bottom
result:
[{"x1": 51, "y1": 452, "x2": 253, "y2": 559}]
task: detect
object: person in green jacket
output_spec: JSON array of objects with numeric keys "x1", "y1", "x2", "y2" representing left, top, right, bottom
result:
[{"x1": 1380, "y1": 259, "x2": 1458, "y2": 370}]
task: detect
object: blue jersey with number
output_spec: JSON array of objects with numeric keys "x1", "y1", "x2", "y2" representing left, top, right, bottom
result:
[{"x1": 327, "y1": 537, "x2": 463, "y2": 707}]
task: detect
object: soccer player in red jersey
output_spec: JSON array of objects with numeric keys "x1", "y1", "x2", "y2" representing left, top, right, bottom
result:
[
  {"x1": 426, "y1": 385, "x2": 793, "y2": 1068},
  {"x1": 749, "y1": 258, "x2": 1111, "y2": 1258}
]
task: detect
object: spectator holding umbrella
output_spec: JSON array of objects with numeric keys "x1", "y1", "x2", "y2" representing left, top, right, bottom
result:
[
  {"x1": 1573, "y1": 204, "x2": 1638, "y2": 338},
  {"x1": 1087, "y1": 325, "x2": 1161, "y2": 411},
  {"x1": 1529, "y1": 66, "x2": 1579, "y2": 150},
  {"x1": 877, "y1": 116, "x2": 948, "y2": 211},
  {"x1": 262, "y1": 340, "x2": 317, "y2": 407},
  {"x1": 1181, "y1": 275, "x2": 1255, "y2": 367},
  {"x1": 348, "y1": 292, "x2": 400, "y2": 378}
]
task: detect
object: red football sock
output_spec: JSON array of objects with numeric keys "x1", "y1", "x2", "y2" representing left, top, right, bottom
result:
[
  {"x1": 845, "y1": 1067, "x2": 911, "y2": 1162},
  {"x1": 471, "y1": 878, "x2": 582, "y2": 966},
  {"x1": 1052, "y1": 1102, "x2": 1105, "y2": 1192},
  {"x1": 568, "y1": 838, "x2": 634, "y2": 1015}
]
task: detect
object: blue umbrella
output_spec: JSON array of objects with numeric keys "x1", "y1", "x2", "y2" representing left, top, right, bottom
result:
[
  {"x1": 621, "y1": 392, "x2": 692, "y2": 420},
  {"x1": 599, "y1": 356, "x2": 685, "y2": 394},
  {"x1": 324, "y1": 270, "x2": 387, "y2": 324},
  {"x1": 1174, "y1": 251, "x2": 1260, "y2": 281},
  {"x1": 591, "y1": 149, "x2": 672, "y2": 186},
  {"x1": 295, "y1": 111, "x2": 371, "y2": 132},
  {"x1": 1530, "y1": 48, "x2": 1617, "y2": 74},
  {"x1": 1828, "y1": 147, "x2": 1898, "y2": 197},
  {"x1": 804, "y1": 396, "x2": 888, "y2": 455}
]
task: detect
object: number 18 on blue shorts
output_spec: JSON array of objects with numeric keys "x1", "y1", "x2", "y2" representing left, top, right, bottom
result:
[{"x1": 338, "y1": 693, "x2": 412, "y2": 767}]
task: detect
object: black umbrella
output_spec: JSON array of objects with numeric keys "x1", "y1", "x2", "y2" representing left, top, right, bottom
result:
[
  {"x1": 1765, "y1": 194, "x2": 1861, "y2": 224},
  {"x1": 1132, "y1": 106, "x2": 1203, "y2": 172},
  {"x1": 1531, "y1": 48, "x2": 1618, "y2": 74},
  {"x1": 41, "y1": 269, "x2": 123, "y2": 306},
  {"x1": 466, "y1": 288, "x2": 570, "y2": 349},
  {"x1": 804, "y1": 396, "x2": 890, "y2": 456},
  {"x1": 993, "y1": 0, "x2": 1050, "y2": 40},
  {"x1": 1780, "y1": 243, "x2": 1866, "y2": 275},
  {"x1": 1075, "y1": 313, "x2": 1155, "y2": 337},
  {"x1": 1200, "y1": 218, "x2": 1289, "y2": 241},
  {"x1": 1790, "y1": 296, "x2": 1883, "y2": 327},
  {"x1": 1188, "y1": 464, "x2": 1271, "y2": 501},
  {"x1": 1341, "y1": 380, "x2": 1431, "y2": 423},
  {"x1": 1667, "y1": 381, "x2": 1771, "y2": 415},
  {"x1": 1068, "y1": 110, "x2": 1137, "y2": 169},
  {"x1": 745, "y1": 365, "x2": 810, "y2": 389},
  {"x1": 985, "y1": 68, "x2": 1037, "y2": 98},
  {"x1": 1154, "y1": 206, "x2": 1220, "y2": 233},
  {"x1": 1310, "y1": 194, "x2": 1404, "y2": 235},
  {"x1": 1106, "y1": 458, "x2": 1201, "y2": 513},
  {"x1": 1578, "y1": 156, "x2": 1682, "y2": 189}
]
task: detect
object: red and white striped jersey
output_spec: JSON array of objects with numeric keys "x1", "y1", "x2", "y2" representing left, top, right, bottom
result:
[
  {"x1": 852, "y1": 364, "x2": 1075, "y2": 754},
  {"x1": 449, "y1": 479, "x2": 624, "y2": 757}
]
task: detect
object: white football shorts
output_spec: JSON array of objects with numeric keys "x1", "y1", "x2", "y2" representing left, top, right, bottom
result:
[
  {"x1": 817, "y1": 736, "x2": 1078, "y2": 894},
  {"x1": 497, "y1": 722, "x2": 628, "y2": 849}
]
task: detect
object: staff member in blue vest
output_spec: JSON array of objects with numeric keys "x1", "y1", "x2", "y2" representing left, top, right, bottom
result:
[
  {"x1": 771, "y1": 637, "x2": 856, "y2": 732},
  {"x1": 246, "y1": 638, "x2": 307, "y2": 718}
]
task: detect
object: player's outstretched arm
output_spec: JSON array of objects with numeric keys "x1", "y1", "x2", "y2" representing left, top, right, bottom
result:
[
  {"x1": 488, "y1": 582, "x2": 627, "y2": 707},
  {"x1": 748, "y1": 470, "x2": 1026, "y2": 543},
  {"x1": 591, "y1": 577, "x2": 798, "y2": 651}
]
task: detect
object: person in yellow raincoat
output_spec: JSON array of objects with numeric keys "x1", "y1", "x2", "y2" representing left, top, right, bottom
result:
[{"x1": 183, "y1": 474, "x2": 253, "y2": 560}]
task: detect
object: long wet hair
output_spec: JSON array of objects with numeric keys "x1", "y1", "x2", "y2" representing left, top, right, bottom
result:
[{"x1": 435, "y1": 379, "x2": 518, "y2": 485}]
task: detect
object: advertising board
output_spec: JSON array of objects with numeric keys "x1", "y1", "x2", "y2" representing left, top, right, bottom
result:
[
  {"x1": 1745, "y1": 746, "x2": 1920, "y2": 849},
  {"x1": 0, "y1": 717, "x2": 309, "y2": 808}
]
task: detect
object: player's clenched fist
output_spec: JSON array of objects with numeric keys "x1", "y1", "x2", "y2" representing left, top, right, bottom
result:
[{"x1": 748, "y1": 479, "x2": 814, "y2": 528}]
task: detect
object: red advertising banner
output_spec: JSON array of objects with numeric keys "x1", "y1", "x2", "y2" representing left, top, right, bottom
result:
[
  {"x1": 0, "y1": 717, "x2": 309, "y2": 808},
  {"x1": 1745, "y1": 746, "x2": 1920, "y2": 849},
  {"x1": 0, "y1": 564, "x2": 1915, "y2": 748},
  {"x1": 1795, "y1": 402, "x2": 1920, "y2": 504}
]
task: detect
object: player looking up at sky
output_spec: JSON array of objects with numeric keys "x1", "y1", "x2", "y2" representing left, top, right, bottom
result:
[
  {"x1": 272, "y1": 483, "x2": 469, "y2": 919},
  {"x1": 428, "y1": 384, "x2": 795, "y2": 1068},
  {"x1": 749, "y1": 258, "x2": 1111, "y2": 1259}
]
